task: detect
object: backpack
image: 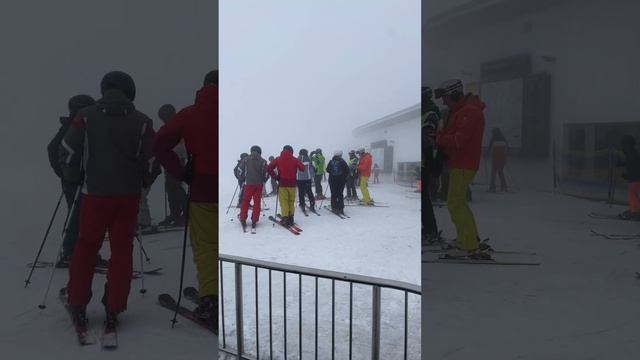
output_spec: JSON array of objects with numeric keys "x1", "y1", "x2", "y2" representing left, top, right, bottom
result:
[{"x1": 328, "y1": 159, "x2": 344, "y2": 177}]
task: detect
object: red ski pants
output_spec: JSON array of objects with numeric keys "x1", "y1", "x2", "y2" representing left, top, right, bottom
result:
[
  {"x1": 239, "y1": 184, "x2": 263, "y2": 223},
  {"x1": 68, "y1": 193, "x2": 140, "y2": 313}
]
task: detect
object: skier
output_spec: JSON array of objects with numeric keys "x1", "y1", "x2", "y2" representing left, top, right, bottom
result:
[
  {"x1": 267, "y1": 145, "x2": 305, "y2": 226},
  {"x1": 345, "y1": 150, "x2": 359, "y2": 201},
  {"x1": 59, "y1": 71, "x2": 155, "y2": 333},
  {"x1": 47, "y1": 95, "x2": 111, "y2": 269},
  {"x1": 617, "y1": 135, "x2": 640, "y2": 220},
  {"x1": 421, "y1": 86, "x2": 444, "y2": 245},
  {"x1": 326, "y1": 150, "x2": 350, "y2": 214},
  {"x1": 268, "y1": 155, "x2": 278, "y2": 196},
  {"x1": 157, "y1": 104, "x2": 188, "y2": 226},
  {"x1": 487, "y1": 127, "x2": 509, "y2": 192},
  {"x1": 373, "y1": 163, "x2": 381, "y2": 184},
  {"x1": 434, "y1": 79, "x2": 487, "y2": 258},
  {"x1": 154, "y1": 70, "x2": 218, "y2": 329},
  {"x1": 296, "y1": 148, "x2": 316, "y2": 213},
  {"x1": 238, "y1": 145, "x2": 268, "y2": 231},
  {"x1": 234, "y1": 153, "x2": 248, "y2": 208},
  {"x1": 356, "y1": 148, "x2": 374, "y2": 205},
  {"x1": 310, "y1": 148, "x2": 326, "y2": 200}
]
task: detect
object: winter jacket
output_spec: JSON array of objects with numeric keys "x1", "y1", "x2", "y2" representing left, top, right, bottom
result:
[
  {"x1": 357, "y1": 153, "x2": 372, "y2": 178},
  {"x1": 422, "y1": 99, "x2": 445, "y2": 178},
  {"x1": 326, "y1": 156, "x2": 349, "y2": 181},
  {"x1": 58, "y1": 90, "x2": 155, "y2": 196},
  {"x1": 243, "y1": 151, "x2": 268, "y2": 185},
  {"x1": 267, "y1": 150, "x2": 305, "y2": 187},
  {"x1": 48, "y1": 116, "x2": 72, "y2": 179},
  {"x1": 347, "y1": 156, "x2": 358, "y2": 177},
  {"x1": 153, "y1": 84, "x2": 218, "y2": 203},
  {"x1": 296, "y1": 155, "x2": 314, "y2": 181},
  {"x1": 234, "y1": 160, "x2": 246, "y2": 183},
  {"x1": 436, "y1": 94, "x2": 485, "y2": 171},
  {"x1": 311, "y1": 153, "x2": 325, "y2": 176}
]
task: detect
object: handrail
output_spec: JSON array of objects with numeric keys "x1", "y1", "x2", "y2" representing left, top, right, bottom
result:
[{"x1": 219, "y1": 253, "x2": 421, "y2": 295}]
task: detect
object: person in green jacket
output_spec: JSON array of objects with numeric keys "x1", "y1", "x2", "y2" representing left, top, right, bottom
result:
[{"x1": 310, "y1": 148, "x2": 326, "y2": 200}]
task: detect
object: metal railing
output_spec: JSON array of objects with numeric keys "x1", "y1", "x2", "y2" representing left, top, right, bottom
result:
[{"x1": 218, "y1": 253, "x2": 421, "y2": 360}]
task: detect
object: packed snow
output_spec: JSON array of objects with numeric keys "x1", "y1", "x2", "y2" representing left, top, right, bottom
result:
[
  {"x1": 423, "y1": 185, "x2": 640, "y2": 359},
  {"x1": 1, "y1": 188, "x2": 217, "y2": 359},
  {"x1": 219, "y1": 175, "x2": 421, "y2": 359}
]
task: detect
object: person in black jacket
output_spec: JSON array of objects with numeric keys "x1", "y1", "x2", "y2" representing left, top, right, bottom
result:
[
  {"x1": 233, "y1": 153, "x2": 248, "y2": 207},
  {"x1": 47, "y1": 95, "x2": 107, "y2": 268},
  {"x1": 326, "y1": 150, "x2": 350, "y2": 215},
  {"x1": 421, "y1": 86, "x2": 444, "y2": 244},
  {"x1": 618, "y1": 135, "x2": 640, "y2": 220}
]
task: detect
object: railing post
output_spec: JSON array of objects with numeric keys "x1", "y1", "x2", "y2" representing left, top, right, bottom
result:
[
  {"x1": 371, "y1": 285, "x2": 381, "y2": 360},
  {"x1": 235, "y1": 263, "x2": 244, "y2": 358}
]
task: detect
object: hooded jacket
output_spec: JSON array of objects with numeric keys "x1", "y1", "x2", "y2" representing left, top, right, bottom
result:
[
  {"x1": 436, "y1": 95, "x2": 486, "y2": 171},
  {"x1": 153, "y1": 84, "x2": 218, "y2": 203},
  {"x1": 243, "y1": 151, "x2": 268, "y2": 185},
  {"x1": 58, "y1": 90, "x2": 155, "y2": 196},
  {"x1": 357, "y1": 153, "x2": 372, "y2": 178},
  {"x1": 267, "y1": 150, "x2": 304, "y2": 187}
]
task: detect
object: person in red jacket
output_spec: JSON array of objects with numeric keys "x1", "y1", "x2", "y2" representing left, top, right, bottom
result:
[
  {"x1": 267, "y1": 145, "x2": 304, "y2": 226},
  {"x1": 435, "y1": 79, "x2": 487, "y2": 258},
  {"x1": 153, "y1": 70, "x2": 218, "y2": 331},
  {"x1": 356, "y1": 148, "x2": 373, "y2": 204}
]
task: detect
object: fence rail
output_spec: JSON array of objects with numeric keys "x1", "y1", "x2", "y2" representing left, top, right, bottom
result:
[{"x1": 218, "y1": 253, "x2": 421, "y2": 360}]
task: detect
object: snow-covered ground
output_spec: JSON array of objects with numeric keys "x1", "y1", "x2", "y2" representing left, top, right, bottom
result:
[
  {"x1": 219, "y1": 176, "x2": 421, "y2": 359},
  {"x1": 1, "y1": 187, "x2": 216, "y2": 359},
  {"x1": 423, "y1": 187, "x2": 640, "y2": 359}
]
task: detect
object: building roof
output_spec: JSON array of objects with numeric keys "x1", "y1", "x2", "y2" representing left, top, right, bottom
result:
[{"x1": 352, "y1": 103, "x2": 420, "y2": 136}]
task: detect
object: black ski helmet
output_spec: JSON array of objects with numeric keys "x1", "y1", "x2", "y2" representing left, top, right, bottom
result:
[
  {"x1": 240, "y1": 153, "x2": 249, "y2": 159},
  {"x1": 299, "y1": 148, "x2": 308, "y2": 156},
  {"x1": 204, "y1": 70, "x2": 218, "y2": 86},
  {"x1": 250, "y1": 145, "x2": 262, "y2": 155},
  {"x1": 101, "y1": 71, "x2": 136, "y2": 101},
  {"x1": 315, "y1": 148, "x2": 322, "y2": 154},
  {"x1": 434, "y1": 79, "x2": 463, "y2": 100},
  {"x1": 68, "y1": 95, "x2": 96, "y2": 118},
  {"x1": 283, "y1": 145, "x2": 294, "y2": 154},
  {"x1": 158, "y1": 104, "x2": 176, "y2": 122}
]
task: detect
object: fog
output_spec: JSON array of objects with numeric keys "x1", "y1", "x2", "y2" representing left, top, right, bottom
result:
[
  {"x1": 219, "y1": 0, "x2": 420, "y2": 178},
  {"x1": 0, "y1": 1, "x2": 217, "y2": 235}
]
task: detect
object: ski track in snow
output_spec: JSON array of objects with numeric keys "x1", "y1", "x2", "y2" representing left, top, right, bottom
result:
[
  {"x1": 220, "y1": 178, "x2": 421, "y2": 359},
  {"x1": 423, "y1": 187, "x2": 640, "y2": 359}
]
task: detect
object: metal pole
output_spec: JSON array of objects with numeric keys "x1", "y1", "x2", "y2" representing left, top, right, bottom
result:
[
  {"x1": 235, "y1": 263, "x2": 244, "y2": 358},
  {"x1": 371, "y1": 286, "x2": 381, "y2": 360}
]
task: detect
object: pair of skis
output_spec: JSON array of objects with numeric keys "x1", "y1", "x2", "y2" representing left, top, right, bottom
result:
[
  {"x1": 323, "y1": 205, "x2": 350, "y2": 219},
  {"x1": 158, "y1": 287, "x2": 216, "y2": 334},
  {"x1": 588, "y1": 212, "x2": 639, "y2": 222},
  {"x1": 268, "y1": 215, "x2": 303, "y2": 235},
  {"x1": 59, "y1": 288, "x2": 117, "y2": 348},
  {"x1": 422, "y1": 239, "x2": 540, "y2": 266},
  {"x1": 590, "y1": 229, "x2": 640, "y2": 240}
]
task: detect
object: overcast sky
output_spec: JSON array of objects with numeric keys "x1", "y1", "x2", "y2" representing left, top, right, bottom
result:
[{"x1": 219, "y1": 0, "x2": 420, "y2": 177}]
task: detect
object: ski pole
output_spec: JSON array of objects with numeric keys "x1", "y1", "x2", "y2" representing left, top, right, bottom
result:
[
  {"x1": 135, "y1": 233, "x2": 151, "y2": 263},
  {"x1": 273, "y1": 186, "x2": 280, "y2": 227},
  {"x1": 225, "y1": 183, "x2": 240, "y2": 215},
  {"x1": 137, "y1": 228, "x2": 147, "y2": 294},
  {"x1": 38, "y1": 185, "x2": 81, "y2": 309},
  {"x1": 25, "y1": 190, "x2": 64, "y2": 288},
  {"x1": 164, "y1": 189, "x2": 168, "y2": 220},
  {"x1": 172, "y1": 155, "x2": 193, "y2": 328}
]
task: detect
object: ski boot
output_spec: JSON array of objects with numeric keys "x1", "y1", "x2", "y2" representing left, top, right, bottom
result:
[
  {"x1": 279, "y1": 216, "x2": 290, "y2": 227},
  {"x1": 240, "y1": 219, "x2": 247, "y2": 231},
  {"x1": 56, "y1": 253, "x2": 72, "y2": 268},
  {"x1": 70, "y1": 305, "x2": 89, "y2": 329},
  {"x1": 251, "y1": 222, "x2": 257, "y2": 230},
  {"x1": 95, "y1": 255, "x2": 109, "y2": 270},
  {"x1": 104, "y1": 311, "x2": 118, "y2": 332},
  {"x1": 289, "y1": 215, "x2": 295, "y2": 227},
  {"x1": 193, "y1": 295, "x2": 218, "y2": 330},
  {"x1": 309, "y1": 204, "x2": 316, "y2": 212}
]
